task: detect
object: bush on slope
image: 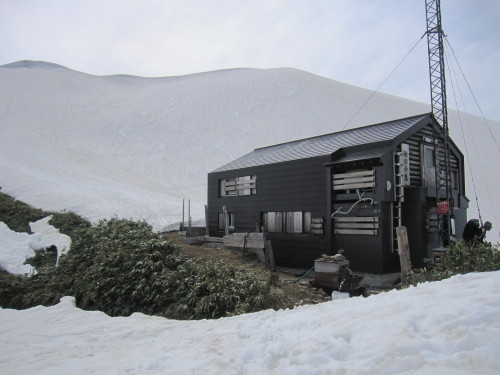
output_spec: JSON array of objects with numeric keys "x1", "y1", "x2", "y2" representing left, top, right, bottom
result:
[
  {"x1": 0, "y1": 210, "x2": 285, "y2": 318},
  {"x1": 404, "y1": 240, "x2": 500, "y2": 286}
]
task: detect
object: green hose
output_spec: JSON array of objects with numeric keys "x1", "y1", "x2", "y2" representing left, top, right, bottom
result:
[{"x1": 287, "y1": 266, "x2": 315, "y2": 283}]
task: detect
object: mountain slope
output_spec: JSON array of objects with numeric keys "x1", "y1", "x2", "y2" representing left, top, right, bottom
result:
[{"x1": 0, "y1": 61, "x2": 498, "y2": 238}]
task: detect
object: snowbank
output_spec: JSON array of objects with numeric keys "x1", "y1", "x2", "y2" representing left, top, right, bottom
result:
[
  {"x1": 1, "y1": 213, "x2": 498, "y2": 374},
  {"x1": 0, "y1": 217, "x2": 71, "y2": 274},
  {"x1": 0, "y1": 271, "x2": 498, "y2": 374},
  {"x1": 29, "y1": 216, "x2": 71, "y2": 264},
  {"x1": 0, "y1": 222, "x2": 35, "y2": 274}
]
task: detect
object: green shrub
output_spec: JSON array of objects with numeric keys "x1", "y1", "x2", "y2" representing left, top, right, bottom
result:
[
  {"x1": 164, "y1": 258, "x2": 274, "y2": 319},
  {"x1": 404, "y1": 241, "x2": 500, "y2": 286},
  {"x1": 1, "y1": 216, "x2": 285, "y2": 319},
  {"x1": 49, "y1": 211, "x2": 91, "y2": 238},
  {"x1": 0, "y1": 270, "x2": 29, "y2": 309},
  {"x1": 0, "y1": 192, "x2": 48, "y2": 232},
  {"x1": 25, "y1": 246, "x2": 58, "y2": 271},
  {"x1": 0, "y1": 192, "x2": 90, "y2": 237}
]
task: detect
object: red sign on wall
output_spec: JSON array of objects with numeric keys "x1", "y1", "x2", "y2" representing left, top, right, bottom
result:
[{"x1": 436, "y1": 200, "x2": 450, "y2": 215}]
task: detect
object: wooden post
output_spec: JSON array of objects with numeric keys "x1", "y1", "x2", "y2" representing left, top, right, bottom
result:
[
  {"x1": 182, "y1": 198, "x2": 185, "y2": 231},
  {"x1": 261, "y1": 226, "x2": 275, "y2": 271},
  {"x1": 396, "y1": 226, "x2": 411, "y2": 284},
  {"x1": 242, "y1": 232, "x2": 248, "y2": 254},
  {"x1": 205, "y1": 205, "x2": 209, "y2": 236},
  {"x1": 223, "y1": 206, "x2": 229, "y2": 236},
  {"x1": 265, "y1": 240, "x2": 276, "y2": 271},
  {"x1": 188, "y1": 199, "x2": 191, "y2": 237}
]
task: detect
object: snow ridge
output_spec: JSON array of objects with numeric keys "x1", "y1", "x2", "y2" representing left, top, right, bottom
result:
[
  {"x1": 0, "y1": 61, "x2": 498, "y2": 240},
  {"x1": 0, "y1": 271, "x2": 499, "y2": 374}
]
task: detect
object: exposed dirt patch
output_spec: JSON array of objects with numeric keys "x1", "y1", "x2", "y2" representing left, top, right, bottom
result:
[{"x1": 163, "y1": 232, "x2": 331, "y2": 308}]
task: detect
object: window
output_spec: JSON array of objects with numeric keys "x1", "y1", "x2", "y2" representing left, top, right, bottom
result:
[
  {"x1": 265, "y1": 211, "x2": 283, "y2": 232},
  {"x1": 220, "y1": 176, "x2": 256, "y2": 197},
  {"x1": 218, "y1": 212, "x2": 235, "y2": 231},
  {"x1": 262, "y1": 211, "x2": 312, "y2": 233},
  {"x1": 421, "y1": 144, "x2": 436, "y2": 188},
  {"x1": 286, "y1": 212, "x2": 303, "y2": 233},
  {"x1": 425, "y1": 147, "x2": 435, "y2": 167}
]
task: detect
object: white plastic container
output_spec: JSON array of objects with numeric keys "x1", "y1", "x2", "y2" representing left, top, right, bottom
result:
[{"x1": 331, "y1": 291, "x2": 350, "y2": 300}]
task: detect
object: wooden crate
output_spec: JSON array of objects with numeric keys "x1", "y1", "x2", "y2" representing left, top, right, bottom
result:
[
  {"x1": 314, "y1": 268, "x2": 351, "y2": 289},
  {"x1": 314, "y1": 271, "x2": 341, "y2": 288}
]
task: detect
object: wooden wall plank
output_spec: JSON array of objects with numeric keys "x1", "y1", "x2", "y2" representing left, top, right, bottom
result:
[
  {"x1": 333, "y1": 182, "x2": 375, "y2": 190},
  {"x1": 333, "y1": 170, "x2": 375, "y2": 179},
  {"x1": 335, "y1": 223, "x2": 379, "y2": 229},
  {"x1": 334, "y1": 229, "x2": 378, "y2": 235},
  {"x1": 334, "y1": 217, "x2": 379, "y2": 222},
  {"x1": 333, "y1": 176, "x2": 375, "y2": 184}
]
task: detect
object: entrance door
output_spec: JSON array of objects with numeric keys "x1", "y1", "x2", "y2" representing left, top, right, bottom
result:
[{"x1": 421, "y1": 144, "x2": 436, "y2": 188}]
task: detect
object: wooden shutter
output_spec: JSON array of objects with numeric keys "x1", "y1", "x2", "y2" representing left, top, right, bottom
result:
[
  {"x1": 334, "y1": 216, "x2": 379, "y2": 235},
  {"x1": 333, "y1": 170, "x2": 375, "y2": 191}
]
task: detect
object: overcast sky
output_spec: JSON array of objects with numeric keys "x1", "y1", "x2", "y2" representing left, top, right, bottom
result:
[{"x1": 1, "y1": 0, "x2": 499, "y2": 121}]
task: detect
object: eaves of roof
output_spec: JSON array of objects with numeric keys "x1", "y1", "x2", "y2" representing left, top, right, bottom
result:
[{"x1": 211, "y1": 113, "x2": 432, "y2": 173}]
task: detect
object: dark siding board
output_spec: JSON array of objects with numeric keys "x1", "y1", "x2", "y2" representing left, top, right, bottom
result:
[
  {"x1": 208, "y1": 156, "x2": 331, "y2": 263},
  {"x1": 258, "y1": 188, "x2": 324, "y2": 198},
  {"x1": 211, "y1": 197, "x2": 326, "y2": 211},
  {"x1": 259, "y1": 174, "x2": 325, "y2": 185},
  {"x1": 261, "y1": 176, "x2": 326, "y2": 187},
  {"x1": 211, "y1": 204, "x2": 326, "y2": 217},
  {"x1": 406, "y1": 139, "x2": 420, "y2": 147},
  {"x1": 270, "y1": 235, "x2": 329, "y2": 268},
  {"x1": 260, "y1": 187, "x2": 323, "y2": 196},
  {"x1": 402, "y1": 187, "x2": 427, "y2": 268},
  {"x1": 419, "y1": 127, "x2": 435, "y2": 136},
  {"x1": 332, "y1": 203, "x2": 380, "y2": 218},
  {"x1": 379, "y1": 202, "x2": 400, "y2": 273},
  {"x1": 242, "y1": 203, "x2": 326, "y2": 213},
  {"x1": 333, "y1": 235, "x2": 384, "y2": 273},
  {"x1": 332, "y1": 202, "x2": 399, "y2": 274},
  {"x1": 405, "y1": 132, "x2": 423, "y2": 185},
  {"x1": 378, "y1": 153, "x2": 397, "y2": 202},
  {"x1": 258, "y1": 176, "x2": 323, "y2": 187},
  {"x1": 257, "y1": 165, "x2": 327, "y2": 176},
  {"x1": 255, "y1": 190, "x2": 325, "y2": 201},
  {"x1": 402, "y1": 123, "x2": 461, "y2": 188}
]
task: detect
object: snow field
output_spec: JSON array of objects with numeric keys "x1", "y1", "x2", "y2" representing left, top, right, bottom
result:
[
  {"x1": 1, "y1": 63, "x2": 498, "y2": 241},
  {"x1": 0, "y1": 272, "x2": 498, "y2": 374}
]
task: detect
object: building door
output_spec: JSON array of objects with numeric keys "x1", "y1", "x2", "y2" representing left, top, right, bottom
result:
[{"x1": 421, "y1": 144, "x2": 436, "y2": 187}]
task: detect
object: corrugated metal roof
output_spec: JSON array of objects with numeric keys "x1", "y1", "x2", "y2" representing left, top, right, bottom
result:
[{"x1": 212, "y1": 113, "x2": 430, "y2": 172}]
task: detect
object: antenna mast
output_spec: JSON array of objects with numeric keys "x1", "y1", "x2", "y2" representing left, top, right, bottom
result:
[{"x1": 425, "y1": 0, "x2": 453, "y2": 245}]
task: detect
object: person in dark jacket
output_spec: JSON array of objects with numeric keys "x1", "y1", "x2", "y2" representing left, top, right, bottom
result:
[
  {"x1": 476, "y1": 221, "x2": 492, "y2": 244},
  {"x1": 463, "y1": 220, "x2": 492, "y2": 245}
]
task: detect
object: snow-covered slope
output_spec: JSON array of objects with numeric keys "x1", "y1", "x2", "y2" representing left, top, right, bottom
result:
[
  {"x1": 1, "y1": 271, "x2": 499, "y2": 374},
  {"x1": 0, "y1": 61, "x2": 498, "y2": 238}
]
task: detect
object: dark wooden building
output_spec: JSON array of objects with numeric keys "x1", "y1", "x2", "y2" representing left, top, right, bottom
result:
[{"x1": 207, "y1": 113, "x2": 468, "y2": 277}]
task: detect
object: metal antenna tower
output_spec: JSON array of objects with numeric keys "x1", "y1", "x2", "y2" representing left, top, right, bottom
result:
[{"x1": 425, "y1": 0, "x2": 453, "y2": 245}]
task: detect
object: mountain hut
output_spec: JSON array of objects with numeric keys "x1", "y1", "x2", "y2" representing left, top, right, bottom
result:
[{"x1": 207, "y1": 113, "x2": 468, "y2": 282}]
